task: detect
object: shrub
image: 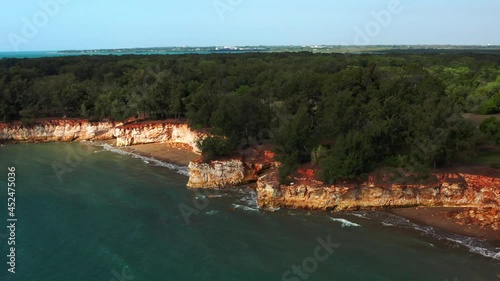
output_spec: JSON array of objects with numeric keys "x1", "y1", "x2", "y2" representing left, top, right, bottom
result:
[
  {"x1": 318, "y1": 131, "x2": 374, "y2": 184},
  {"x1": 479, "y1": 117, "x2": 500, "y2": 145},
  {"x1": 196, "y1": 135, "x2": 236, "y2": 162}
]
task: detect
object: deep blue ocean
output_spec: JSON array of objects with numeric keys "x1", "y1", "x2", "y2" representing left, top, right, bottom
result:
[{"x1": 0, "y1": 143, "x2": 498, "y2": 281}]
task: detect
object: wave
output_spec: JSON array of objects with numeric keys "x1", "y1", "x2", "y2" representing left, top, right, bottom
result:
[
  {"x1": 444, "y1": 236, "x2": 500, "y2": 260},
  {"x1": 329, "y1": 217, "x2": 362, "y2": 227},
  {"x1": 360, "y1": 211, "x2": 500, "y2": 260},
  {"x1": 233, "y1": 188, "x2": 260, "y2": 210},
  {"x1": 350, "y1": 212, "x2": 371, "y2": 220},
  {"x1": 238, "y1": 188, "x2": 259, "y2": 209},
  {"x1": 232, "y1": 203, "x2": 260, "y2": 212},
  {"x1": 100, "y1": 144, "x2": 189, "y2": 176}
]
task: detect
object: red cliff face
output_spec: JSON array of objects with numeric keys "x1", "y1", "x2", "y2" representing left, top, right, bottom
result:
[
  {"x1": 114, "y1": 121, "x2": 206, "y2": 153},
  {"x1": 185, "y1": 148, "x2": 499, "y2": 214},
  {"x1": 0, "y1": 119, "x2": 205, "y2": 153},
  {"x1": 186, "y1": 146, "x2": 277, "y2": 189},
  {"x1": 257, "y1": 167, "x2": 500, "y2": 211},
  {"x1": 187, "y1": 159, "x2": 252, "y2": 189},
  {"x1": 3, "y1": 120, "x2": 498, "y2": 218},
  {"x1": 0, "y1": 119, "x2": 119, "y2": 142}
]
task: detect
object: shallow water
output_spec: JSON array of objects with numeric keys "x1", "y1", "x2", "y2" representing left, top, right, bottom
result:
[{"x1": 0, "y1": 143, "x2": 498, "y2": 281}]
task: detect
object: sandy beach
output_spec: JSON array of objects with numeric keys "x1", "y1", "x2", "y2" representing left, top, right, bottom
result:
[
  {"x1": 119, "y1": 143, "x2": 200, "y2": 166},
  {"x1": 389, "y1": 207, "x2": 500, "y2": 242}
]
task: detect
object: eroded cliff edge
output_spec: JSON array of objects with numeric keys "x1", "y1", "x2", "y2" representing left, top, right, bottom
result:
[
  {"x1": 0, "y1": 119, "x2": 120, "y2": 143},
  {"x1": 0, "y1": 119, "x2": 205, "y2": 153},
  {"x1": 186, "y1": 146, "x2": 499, "y2": 232},
  {"x1": 187, "y1": 157, "x2": 499, "y2": 211},
  {"x1": 114, "y1": 121, "x2": 204, "y2": 153},
  {"x1": 2, "y1": 120, "x2": 498, "y2": 225},
  {"x1": 186, "y1": 148, "x2": 275, "y2": 188},
  {"x1": 257, "y1": 166, "x2": 500, "y2": 211}
]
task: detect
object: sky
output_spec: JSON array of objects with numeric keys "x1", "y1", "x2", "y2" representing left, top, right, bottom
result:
[{"x1": 0, "y1": 0, "x2": 499, "y2": 51}]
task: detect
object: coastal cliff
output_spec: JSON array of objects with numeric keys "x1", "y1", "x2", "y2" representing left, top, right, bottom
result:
[
  {"x1": 186, "y1": 148, "x2": 275, "y2": 188},
  {"x1": 2, "y1": 119, "x2": 498, "y2": 226},
  {"x1": 114, "y1": 122, "x2": 205, "y2": 153},
  {"x1": 187, "y1": 159, "x2": 249, "y2": 188},
  {"x1": 0, "y1": 120, "x2": 120, "y2": 142},
  {"x1": 185, "y1": 147, "x2": 499, "y2": 220},
  {"x1": 257, "y1": 167, "x2": 500, "y2": 211},
  {"x1": 0, "y1": 119, "x2": 205, "y2": 153}
]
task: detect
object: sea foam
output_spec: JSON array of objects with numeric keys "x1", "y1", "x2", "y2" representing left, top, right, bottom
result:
[
  {"x1": 360, "y1": 211, "x2": 500, "y2": 260},
  {"x1": 329, "y1": 217, "x2": 362, "y2": 227},
  {"x1": 101, "y1": 144, "x2": 189, "y2": 176}
]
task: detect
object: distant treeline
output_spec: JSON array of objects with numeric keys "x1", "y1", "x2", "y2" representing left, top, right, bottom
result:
[{"x1": 1, "y1": 52, "x2": 499, "y2": 182}]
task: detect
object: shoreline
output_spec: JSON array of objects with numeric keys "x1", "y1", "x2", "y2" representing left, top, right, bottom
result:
[
  {"x1": 2, "y1": 136, "x2": 499, "y2": 253},
  {"x1": 388, "y1": 207, "x2": 500, "y2": 243},
  {"x1": 117, "y1": 143, "x2": 200, "y2": 167}
]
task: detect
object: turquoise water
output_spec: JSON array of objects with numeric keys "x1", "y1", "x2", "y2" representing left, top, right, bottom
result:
[{"x1": 0, "y1": 143, "x2": 498, "y2": 281}]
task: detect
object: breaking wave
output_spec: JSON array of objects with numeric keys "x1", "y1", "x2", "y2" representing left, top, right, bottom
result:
[
  {"x1": 360, "y1": 211, "x2": 500, "y2": 260},
  {"x1": 329, "y1": 217, "x2": 362, "y2": 227},
  {"x1": 233, "y1": 187, "x2": 260, "y2": 211},
  {"x1": 232, "y1": 203, "x2": 260, "y2": 212},
  {"x1": 101, "y1": 144, "x2": 189, "y2": 176}
]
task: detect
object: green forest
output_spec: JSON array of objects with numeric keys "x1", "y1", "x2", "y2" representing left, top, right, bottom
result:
[{"x1": 1, "y1": 52, "x2": 499, "y2": 182}]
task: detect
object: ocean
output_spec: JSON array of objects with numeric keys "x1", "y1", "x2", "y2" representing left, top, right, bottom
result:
[{"x1": 0, "y1": 143, "x2": 498, "y2": 281}]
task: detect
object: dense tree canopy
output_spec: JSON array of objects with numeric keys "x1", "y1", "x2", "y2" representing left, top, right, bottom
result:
[{"x1": 1, "y1": 52, "x2": 499, "y2": 181}]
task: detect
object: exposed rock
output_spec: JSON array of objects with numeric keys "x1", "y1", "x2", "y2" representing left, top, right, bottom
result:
[
  {"x1": 257, "y1": 166, "x2": 500, "y2": 211},
  {"x1": 114, "y1": 122, "x2": 206, "y2": 153},
  {"x1": 0, "y1": 119, "x2": 205, "y2": 153},
  {"x1": 3, "y1": 119, "x2": 498, "y2": 219},
  {"x1": 186, "y1": 146, "x2": 277, "y2": 189},
  {"x1": 446, "y1": 208, "x2": 500, "y2": 231},
  {"x1": 187, "y1": 159, "x2": 250, "y2": 189},
  {"x1": 0, "y1": 119, "x2": 119, "y2": 142}
]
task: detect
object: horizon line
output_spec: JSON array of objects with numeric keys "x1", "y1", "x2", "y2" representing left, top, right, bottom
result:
[{"x1": 2, "y1": 44, "x2": 500, "y2": 53}]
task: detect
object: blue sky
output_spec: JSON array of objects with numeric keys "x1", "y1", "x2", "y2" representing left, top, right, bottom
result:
[{"x1": 1, "y1": 0, "x2": 499, "y2": 51}]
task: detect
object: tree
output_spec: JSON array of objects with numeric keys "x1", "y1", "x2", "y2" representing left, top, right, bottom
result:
[
  {"x1": 210, "y1": 93, "x2": 270, "y2": 141},
  {"x1": 480, "y1": 117, "x2": 500, "y2": 145},
  {"x1": 319, "y1": 130, "x2": 375, "y2": 183},
  {"x1": 196, "y1": 135, "x2": 236, "y2": 162},
  {"x1": 273, "y1": 106, "x2": 316, "y2": 182},
  {"x1": 186, "y1": 84, "x2": 220, "y2": 127}
]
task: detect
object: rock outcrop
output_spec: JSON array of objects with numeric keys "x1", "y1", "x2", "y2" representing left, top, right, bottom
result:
[
  {"x1": 114, "y1": 122, "x2": 205, "y2": 153},
  {"x1": 2, "y1": 119, "x2": 498, "y2": 218},
  {"x1": 0, "y1": 119, "x2": 205, "y2": 153},
  {"x1": 187, "y1": 159, "x2": 249, "y2": 188},
  {"x1": 446, "y1": 208, "x2": 500, "y2": 231},
  {"x1": 0, "y1": 119, "x2": 119, "y2": 142},
  {"x1": 186, "y1": 147, "x2": 276, "y2": 188},
  {"x1": 257, "y1": 167, "x2": 500, "y2": 211}
]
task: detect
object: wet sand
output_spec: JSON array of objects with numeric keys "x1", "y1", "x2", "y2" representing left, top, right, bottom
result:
[
  {"x1": 389, "y1": 207, "x2": 500, "y2": 242},
  {"x1": 120, "y1": 143, "x2": 200, "y2": 166}
]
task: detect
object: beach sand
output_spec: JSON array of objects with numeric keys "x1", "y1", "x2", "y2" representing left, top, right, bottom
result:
[
  {"x1": 389, "y1": 207, "x2": 500, "y2": 243},
  {"x1": 120, "y1": 143, "x2": 200, "y2": 166}
]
